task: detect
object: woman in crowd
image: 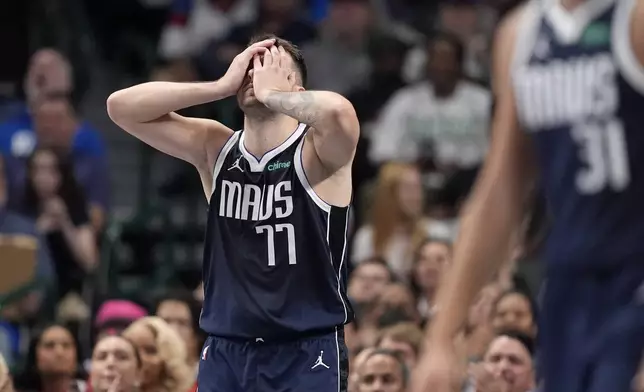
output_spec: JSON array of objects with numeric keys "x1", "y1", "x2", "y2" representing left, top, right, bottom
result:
[
  {"x1": 376, "y1": 322, "x2": 424, "y2": 371},
  {"x1": 89, "y1": 335, "x2": 141, "y2": 392},
  {"x1": 13, "y1": 324, "x2": 87, "y2": 392},
  {"x1": 490, "y1": 288, "x2": 538, "y2": 337},
  {"x1": 409, "y1": 238, "x2": 452, "y2": 320},
  {"x1": 154, "y1": 291, "x2": 204, "y2": 387},
  {"x1": 122, "y1": 317, "x2": 194, "y2": 392},
  {"x1": 20, "y1": 147, "x2": 97, "y2": 302},
  {"x1": 352, "y1": 162, "x2": 452, "y2": 281}
]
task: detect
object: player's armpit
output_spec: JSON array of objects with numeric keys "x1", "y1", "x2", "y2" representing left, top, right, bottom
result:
[{"x1": 262, "y1": 90, "x2": 360, "y2": 171}]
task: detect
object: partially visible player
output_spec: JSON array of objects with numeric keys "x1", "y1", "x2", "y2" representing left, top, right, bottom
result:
[
  {"x1": 412, "y1": 0, "x2": 644, "y2": 390},
  {"x1": 107, "y1": 35, "x2": 358, "y2": 391}
]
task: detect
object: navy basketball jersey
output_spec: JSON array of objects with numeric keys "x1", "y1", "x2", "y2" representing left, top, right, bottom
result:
[
  {"x1": 512, "y1": 0, "x2": 644, "y2": 269},
  {"x1": 200, "y1": 123, "x2": 354, "y2": 339}
]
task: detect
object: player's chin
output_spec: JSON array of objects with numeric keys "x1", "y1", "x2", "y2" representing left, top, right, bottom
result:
[{"x1": 239, "y1": 96, "x2": 262, "y2": 110}]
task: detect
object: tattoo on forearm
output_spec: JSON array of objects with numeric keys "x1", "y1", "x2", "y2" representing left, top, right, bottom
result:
[{"x1": 265, "y1": 91, "x2": 320, "y2": 124}]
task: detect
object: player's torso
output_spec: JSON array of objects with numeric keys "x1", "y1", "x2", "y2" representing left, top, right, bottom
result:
[
  {"x1": 512, "y1": 0, "x2": 644, "y2": 269},
  {"x1": 200, "y1": 124, "x2": 353, "y2": 338}
]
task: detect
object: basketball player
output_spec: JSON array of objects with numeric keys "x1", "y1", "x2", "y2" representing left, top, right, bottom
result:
[
  {"x1": 411, "y1": 0, "x2": 644, "y2": 390},
  {"x1": 107, "y1": 35, "x2": 358, "y2": 391}
]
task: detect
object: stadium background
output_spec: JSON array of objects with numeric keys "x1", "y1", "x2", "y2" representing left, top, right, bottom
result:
[{"x1": 0, "y1": 0, "x2": 584, "y2": 390}]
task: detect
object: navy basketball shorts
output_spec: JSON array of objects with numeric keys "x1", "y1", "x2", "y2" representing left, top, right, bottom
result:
[
  {"x1": 197, "y1": 328, "x2": 348, "y2": 392},
  {"x1": 538, "y1": 264, "x2": 644, "y2": 392}
]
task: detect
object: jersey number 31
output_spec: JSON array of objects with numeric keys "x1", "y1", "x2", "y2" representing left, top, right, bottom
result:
[
  {"x1": 256, "y1": 224, "x2": 297, "y2": 266},
  {"x1": 572, "y1": 120, "x2": 630, "y2": 194}
]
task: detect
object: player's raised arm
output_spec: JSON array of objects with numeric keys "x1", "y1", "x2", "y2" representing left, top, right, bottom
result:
[
  {"x1": 411, "y1": 6, "x2": 536, "y2": 392},
  {"x1": 253, "y1": 46, "x2": 360, "y2": 172},
  {"x1": 106, "y1": 39, "x2": 276, "y2": 169}
]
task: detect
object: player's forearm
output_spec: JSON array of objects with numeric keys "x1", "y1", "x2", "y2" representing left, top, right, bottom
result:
[
  {"x1": 429, "y1": 182, "x2": 524, "y2": 343},
  {"x1": 261, "y1": 90, "x2": 349, "y2": 128},
  {"x1": 107, "y1": 81, "x2": 232, "y2": 124}
]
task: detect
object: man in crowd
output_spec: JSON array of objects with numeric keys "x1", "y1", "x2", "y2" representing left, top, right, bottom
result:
[
  {"x1": 467, "y1": 330, "x2": 536, "y2": 392},
  {"x1": 355, "y1": 349, "x2": 408, "y2": 392},
  {"x1": 0, "y1": 49, "x2": 109, "y2": 231}
]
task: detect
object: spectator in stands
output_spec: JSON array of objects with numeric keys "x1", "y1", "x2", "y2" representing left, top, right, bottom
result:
[
  {"x1": 355, "y1": 349, "x2": 407, "y2": 392},
  {"x1": 122, "y1": 317, "x2": 194, "y2": 392},
  {"x1": 0, "y1": 153, "x2": 55, "y2": 367},
  {"x1": 301, "y1": 0, "x2": 374, "y2": 94},
  {"x1": 348, "y1": 34, "x2": 409, "y2": 223},
  {"x1": 13, "y1": 324, "x2": 87, "y2": 392},
  {"x1": 154, "y1": 291, "x2": 203, "y2": 381},
  {"x1": 20, "y1": 148, "x2": 97, "y2": 306},
  {"x1": 352, "y1": 163, "x2": 452, "y2": 280},
  {"x1": 154, "y1": 0, "x2": 257, "y2": 81},
  {"x1": 410, "y1": 238, "x2": 452, "y2": 320},
  {"x1": 349, "y1": 347, "x2": 375, "y2": 392},
  {"x1": 0, "y1": 153, "x2": 54, "y2": 305},
  {"x1": 375, "y1": 283, "x2": 419, "y2": 329},
  {"x1": 95, "y1": 300, "x2": 148, "y2": 340},
  {"x1": 348, "y1": 257, "x2": 393, "y2": 309},
  {"x1": 89, "y1": 334, "x2": 142, "y2": 392},
  {"x1": 347, "y1": 258, "x2": 393, "y2": 347},
  {"x1": 0, "y1": 50, "x2": 109, "y2": 231},
  {"x1": 467, "y1": 331, "x2": 536, "y2": 392},
  {"x1": 376, "y1": 322, "x2": 424, "y2": 370},
  {"x1": 369, "y1": 32, "x2": 491, "y2": 180},
  {"x1": 490, "y1": 289, "x2": 538, "y2": 338}
]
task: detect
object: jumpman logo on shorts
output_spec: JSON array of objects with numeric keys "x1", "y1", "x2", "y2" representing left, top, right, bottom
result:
[
  {"x1": 311, "y1": 351, "x2": 330, "y2": 370},
  {"x1": 228, "y1": 157, "x2": 244, "y2": 172}
]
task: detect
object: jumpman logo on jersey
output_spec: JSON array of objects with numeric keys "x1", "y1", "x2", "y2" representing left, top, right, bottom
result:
[
  {"x1": 311, "y1": 351, "x2": 330, "y2": 370},
  {"x1": 228, "y1": 157, "x2": 244, "y2": 172}
]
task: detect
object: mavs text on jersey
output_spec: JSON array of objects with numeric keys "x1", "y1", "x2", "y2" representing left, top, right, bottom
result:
[
  {"x1": 511, "y1": 0, "x2": 644, "y2": 390},
  {"x1": 512, "y1": 0, "x2": 644, "y2": 269},
  {"x1": 197, "y1": 123, "x2": 352, "y2": 391}
]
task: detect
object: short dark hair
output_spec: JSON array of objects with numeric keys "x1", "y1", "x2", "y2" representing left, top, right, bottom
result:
[
  {"x1": 492, "y1": 329, "x2": 536, "y2": 358},
  {"x1": 154, "y1": 289, "x2": 202, "y2": 333},
  {"x1": 365, "y1": 349, "x2": 409, "y2": 387},
  {"x1": 248, "y1": 33, "x2": 308, "y2": 86},
  {"x1": 491, "y1": 287, "x2": 539, "y2": 323},
  {"x1": 427, "y1": 30, "x2": 465, "y2": 71}
]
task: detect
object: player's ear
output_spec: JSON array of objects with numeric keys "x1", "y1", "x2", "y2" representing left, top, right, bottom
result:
[{"x1": 294, "y1": 85, "x2": 305, "y2": 92}]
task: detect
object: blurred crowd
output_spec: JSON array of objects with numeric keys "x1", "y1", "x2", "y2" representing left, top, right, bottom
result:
[{"x1": 0, "y1": 0, "x2": 573, "y2": 391}]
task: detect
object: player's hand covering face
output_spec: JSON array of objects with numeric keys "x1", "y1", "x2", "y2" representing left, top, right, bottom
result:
[
  {"x1": 252, "y1": 46, "x2": 296, "y2": 103},
  {"x1": 220, "y1": 39, "x2": 275, "y2": 96}
]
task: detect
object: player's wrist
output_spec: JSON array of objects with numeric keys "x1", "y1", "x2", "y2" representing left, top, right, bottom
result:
[{"x1": 212, "y1": 79, "x2": 238, "y2": 99}]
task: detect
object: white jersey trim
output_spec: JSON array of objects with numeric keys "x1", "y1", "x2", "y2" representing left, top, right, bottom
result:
[
  {"x1": 544, "y1": 0, "x2": 615, "y2": 44},
  {"x1": 239, "y1": 123, "x2": 307, "y2": 172},
  {"x1": 337, "y1": 208, "x2": 350, "y2": 324},
  {"x1": 613, "y1": 0, "x2": 644, "y2": 95},
  {"x1": 211, "y1": 131, "x2": 241, "y2": 196},
  {"x1": 334, "y1": 328, "x2": 341, "y2": 392},
  {"x1": 294, "y1": 136, "x2": 332, "y2": 213}
]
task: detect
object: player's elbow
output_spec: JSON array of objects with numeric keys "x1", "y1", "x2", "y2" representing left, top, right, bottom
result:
[
  {"x1": 325, "y1": 96, "x2": 360, "y2": 144},
  {"x1": 106, "y1": 90, "x2": 131, "y2": 124}
]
